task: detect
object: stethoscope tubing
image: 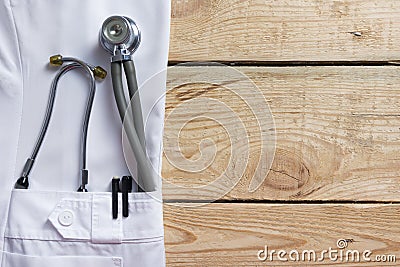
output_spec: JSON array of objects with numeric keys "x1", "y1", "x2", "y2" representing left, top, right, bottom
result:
[
  {"x1": 110, "y1": 61, "x2": 156, "y2": 192},
  {"x1": 123, "y1": 60, "x2": 146, "y2": 192},
  {"x1": 63, "y1": 58, "x2": 96, "y2": 173},
  {"x1": 16, "y1": 58, "x2": 97, "y2": 190}
]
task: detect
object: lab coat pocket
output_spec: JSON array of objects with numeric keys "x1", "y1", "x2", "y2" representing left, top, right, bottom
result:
[
  {"x1": 2, "y1": 252, "x2": 123, "y2": 267},
  {"x1": 3, "y1": 189, "x2": 165, "y2": 266}
]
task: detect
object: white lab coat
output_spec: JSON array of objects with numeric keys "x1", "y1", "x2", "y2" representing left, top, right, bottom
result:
[{"x1": 0, "y1": 0, "x2": 170, "y2": 266}]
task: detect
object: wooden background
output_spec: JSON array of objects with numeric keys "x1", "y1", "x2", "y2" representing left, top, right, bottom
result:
[{"x1": 163, "y1": 0, "x2": 400, "y2": 266}]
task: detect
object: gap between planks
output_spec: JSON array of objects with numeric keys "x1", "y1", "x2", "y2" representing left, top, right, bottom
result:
[
  {"x1": 168, "y1": 61, "x2": 400, "y2": 67},
  {"x1": 164, "y1": 200, "x2": 400, "y2": 205}
]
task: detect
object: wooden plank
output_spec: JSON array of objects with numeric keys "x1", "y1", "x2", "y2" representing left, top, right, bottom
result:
[
  {"x1": 169, "y1": 0, "x2": 400, "y2": 62},
  {"x1": 162, "y1": 66, "x2": 400, "y2": 201},
  {"x1": 164, "y1": 203, "x2": 400, "y2": 266}
]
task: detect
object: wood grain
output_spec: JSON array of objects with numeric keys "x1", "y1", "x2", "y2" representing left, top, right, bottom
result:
[
  {"x1": 162, "y1": 66, "x2": 400, "y2": 201},
  {"x1": 164, "y1": 203, "x2": 400, "y2": 266},
  {"x1": 170, "y1": 0, "x2": 400, "y2": 62}
]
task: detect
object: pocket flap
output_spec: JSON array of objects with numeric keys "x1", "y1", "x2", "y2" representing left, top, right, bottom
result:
[{"x1": 48, "y1": 198, "x2": 92, "y2": 240}]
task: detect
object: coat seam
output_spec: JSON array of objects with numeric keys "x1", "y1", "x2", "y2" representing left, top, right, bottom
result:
[{"x1": 2, "y1": 0, "x2": 25, "y2": 258}]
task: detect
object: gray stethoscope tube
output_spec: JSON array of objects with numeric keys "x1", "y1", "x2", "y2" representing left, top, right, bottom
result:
[
  {"x1": 100, "y1": 16, "x2": 156, "y2": 192},
  {"x1": 15, "y1": 56, "x2": 106, "y2": 191}
]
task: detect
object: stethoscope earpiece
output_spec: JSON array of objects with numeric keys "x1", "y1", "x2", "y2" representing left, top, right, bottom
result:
[
  {"x1": 49, "y1": 54, "x2": 64, "y2": 66},
  {"x1": 15, "y1": 55, "x2": 107, "y2": 192},
  {"x1": 49, "y1": 54, "x2": 108, "y2": 80}
]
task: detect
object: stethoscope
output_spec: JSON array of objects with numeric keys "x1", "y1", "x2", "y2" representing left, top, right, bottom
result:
[
  {"x1": 15, "y1": 16, "x2": 156, "y2": 196},
  {"x1": 99, "y1": 16, "x2": 156, "y2": 193}
]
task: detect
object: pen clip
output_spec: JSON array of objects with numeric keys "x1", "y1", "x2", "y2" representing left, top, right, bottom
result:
[{"x1": 121, "y1": 176, "x2": 133, "y2": 218}]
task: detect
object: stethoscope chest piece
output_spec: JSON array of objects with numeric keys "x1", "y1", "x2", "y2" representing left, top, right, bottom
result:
[
  {"x1": 99, "y1": 15, "x2": 157, "y2": 197},
  {"x1": 100, "y1": 16, "x2": 141, "y2": 62}
]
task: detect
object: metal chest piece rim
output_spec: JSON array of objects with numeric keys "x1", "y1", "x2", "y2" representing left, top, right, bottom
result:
[{"x1": 100, "y1": 16, "x2": 141, "y2": 62}]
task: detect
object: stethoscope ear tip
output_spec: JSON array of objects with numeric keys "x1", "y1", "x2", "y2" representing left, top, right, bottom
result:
[
  {"x1": 77, "y1": 186, "x2": 88, "y2": 192},
  {"x1": 14, "y1": 176, "x2": 29, "y2": 189},
  {"x1": 49, "y1": 54, "x2": 63, "y2": 66},
  {"x1": 49, "y1": 55, "x2": 107, "y2": 80},
  {"x1": 93, "y1": 66, "x2": 108, "y2": 80}
]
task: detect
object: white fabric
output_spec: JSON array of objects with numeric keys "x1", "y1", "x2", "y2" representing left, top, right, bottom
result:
[
  {"x1": 4, "y1": 190, "x2": 165, "y2": 266},
  {"x1": 0, "y1": 0, "x2": 170, "y2": 266}
]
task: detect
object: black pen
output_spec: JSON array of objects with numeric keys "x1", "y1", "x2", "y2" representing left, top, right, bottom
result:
[{"x1": 112, "y1": 177, "x2": 120, "y2": 219}]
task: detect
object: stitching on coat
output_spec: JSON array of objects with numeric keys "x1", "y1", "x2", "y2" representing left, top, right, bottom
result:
[
  {"x1": 8, "y1": 0, "x2": 24, "y2": 182},
  {"x1": 2, "y1": 0, "x2": 25, "y2": 260}
]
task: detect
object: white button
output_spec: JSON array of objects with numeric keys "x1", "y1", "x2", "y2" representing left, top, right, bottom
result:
[{"x1": 58, "y1": 210, "x2": 74, "y2": 226}]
